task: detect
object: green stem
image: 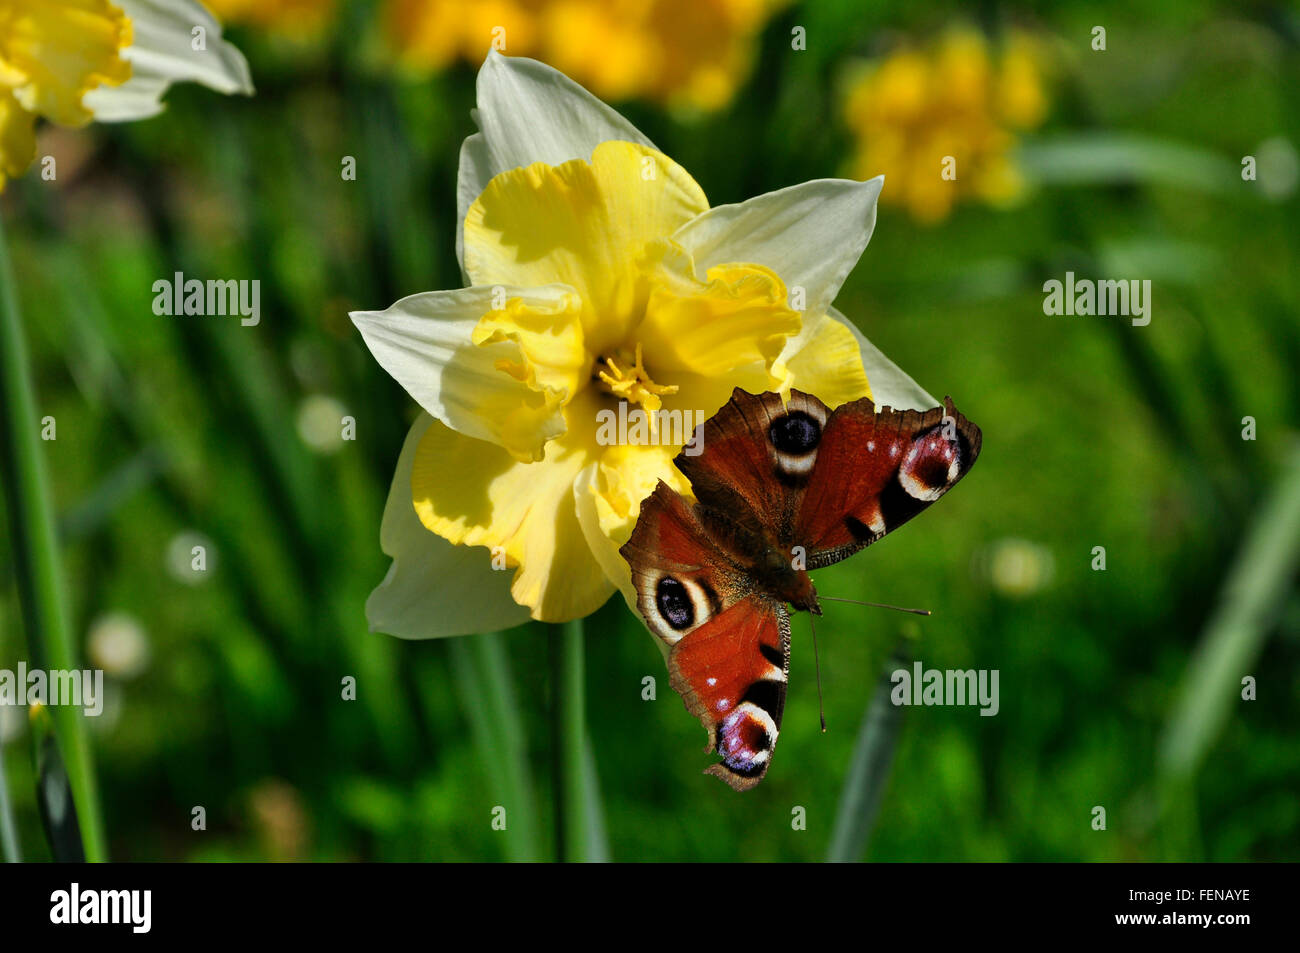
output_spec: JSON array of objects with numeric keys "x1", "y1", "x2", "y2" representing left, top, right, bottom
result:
[
  {"x1": 1158, "y1": 440, "x2": 1300, "y2": 783},
  {"x1": 446, "y1": 633, "x2": 542, "y2": 861},
  {"x1": 0, "y1": 742, "x2": 20, "y2": 862},
  {"x1": 0, "y1": 217, "x2": 107, "y2": 861},
  {"x1": 826, "y1": 647, "x2": 908, "y2": 863},
  {"x1": 580, "y1": 732, "x2": 610, "y2": 862},
  {"x1": 476, "y1": 634, "x2": 543, "y2": 861},
  {"x1": 551, "y1": 618, "x2": 588, "y2": 862}
]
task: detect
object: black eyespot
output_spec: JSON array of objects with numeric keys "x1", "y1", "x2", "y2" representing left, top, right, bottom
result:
[
  {"x1": 656, "y1": 576, "x2": 694, "y2": 630},
  {"x1": 769, "y1": 411, "x2": 820, "y2": 455}
]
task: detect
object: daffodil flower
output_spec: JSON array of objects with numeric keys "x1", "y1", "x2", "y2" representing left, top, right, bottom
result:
[
  {"x1": 353, "y1": 52, "x2": 936, "y2": 638},
  {"x1": 0, "y1": 0, "x2": 253, "y2": 190}
]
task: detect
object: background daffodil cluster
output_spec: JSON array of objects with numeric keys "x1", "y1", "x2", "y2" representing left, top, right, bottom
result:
[
  {"x1": 0, "y1": 0, "x2": 131, "y2": 190},
  {"x1": 202, "y1": 0, "x2": 338, "y2": 35},
  {"x1": 385, "y1": 0, "x2": 784, "y2": 110},
  {"x1": 843, "y1": 28, "x2": 1050, "y2": 223},
  {"x1": 206, "y1": 0, "x2": 783, "y2": 111},
  {"x1": 1, "y1": 0, "x2": 1297, "y2": 864}
]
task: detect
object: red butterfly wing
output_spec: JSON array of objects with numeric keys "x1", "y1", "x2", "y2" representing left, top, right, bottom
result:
[
  {"x1": 673, "y1": 388, "x2": 831, "y2": 550},
  {"x1": 668, "y1": 596, "x2": 790, "y2": 792},
  {"x1": 621, "y1": 483, "x2": 791, "y2": 790},
  {"x1": 795, "y1": 397, "x2": 982, "y2": 565},
  {"x1": 620, "y1": 481, "x2": 745, "y2": 648}
]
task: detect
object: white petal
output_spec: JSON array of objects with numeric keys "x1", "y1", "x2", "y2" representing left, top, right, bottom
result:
[
  {"x1": 831, "y1": 306, "x2": 937, "y2": 411},
  {"x1": 83, "y1": 0, "x2": 253, "y2": 122},
  {"x1": 367, "y1": 414, "x2": 532, "y2": 638},
  {"x1": 350, "y1": 284, "x2": 579, "y2": 458},
  {"x1": 82, "y1": 74, "x2": 170, "y2": 122},
  {"x1": 456, "y1": 51, "x2": 655, "y2": 268},
  {"x1": 671, "y1": 176, "x2": 884, "y2": 319}
]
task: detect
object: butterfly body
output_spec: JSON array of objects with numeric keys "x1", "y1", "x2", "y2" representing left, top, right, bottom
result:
[
  {"x1": 620, "y1": 388, "x2": 981, "y2": 790},
  {"x1": 688, "y1": 504, "x2": 823, "y2": 614}
]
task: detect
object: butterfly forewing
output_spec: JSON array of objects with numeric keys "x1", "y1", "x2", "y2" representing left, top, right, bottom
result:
[
  {"x1": 796, "y1": 396, "x2": 982, "y2": 566},
  {"x1": 674, "y1": 388, "x2": 831, "y2": 555},
  {"x1": 621, "y1": 482, "x2": 751, "y2": 647}
]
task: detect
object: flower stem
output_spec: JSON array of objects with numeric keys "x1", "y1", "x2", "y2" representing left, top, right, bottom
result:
[
  {"x1": 0, "y1": 743, "x2": 20, "y2": 862},
  {"x1": 446, "y1": 633, "x2": 542, "y2": 861},
  {"x1": 1158, "y1": 440, "x2": 1300, "y2": 783},
  {"x1": 826, "y1": 646, "x2": 908, "y2": 863},
  {"x1": 0, "y1": 216, "x2": 107, "y2": 861},
  {"x1": 474, "y1": 633, "x2": 543, "y2": 860},
  {"x1": 551, "y1": 618, "x2": 588, "y2": 861}
]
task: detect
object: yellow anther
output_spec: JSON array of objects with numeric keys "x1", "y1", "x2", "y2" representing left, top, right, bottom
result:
[{"x1": 596, "y1": 342, "x2": 678, "y2": 414}]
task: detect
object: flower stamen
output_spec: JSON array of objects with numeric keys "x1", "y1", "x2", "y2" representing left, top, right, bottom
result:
[{"x1": 595, "y1": 342, "x2": 678, "y2": 414}]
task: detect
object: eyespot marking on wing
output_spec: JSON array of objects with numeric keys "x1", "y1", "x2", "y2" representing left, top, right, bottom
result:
[
  {"x1": 769, "y1": 410, "x2": 821, "y2": 454},
  {"x1": 767, "y1": 398, "x2": 828, "y2": 484},
  {"x1": 640, "y1": 573, "x2": 718, "y2": 646},
  {"x1": 714, "y1": 702, "x2": 777, "y2": 778},
  {"x1": 656, "y1": 577, "x2": 694, "y2": 629},
  {"x1": 899, "y1": 422, "x2": 964, "y2": 502}
]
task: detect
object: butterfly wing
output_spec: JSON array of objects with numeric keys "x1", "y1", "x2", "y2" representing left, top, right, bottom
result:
[
  {"x1": 620, "y1": 481, "x2": 747, "y2": 647},
  {"x1": 673, "y1": 387, "x2": 981, "y2": 565},
  {"x1": 795, "y1": 396, "x2": 982, "y2": 566},
  {"x1": 620, "y1": 482, "x2": 789, "y2": 790},
  {"x1": 673, "y1": 388, "x2": 832, "y2": 556},
  {"x1": 668, "y1": 596, "x2": 789, "y2": 792}
]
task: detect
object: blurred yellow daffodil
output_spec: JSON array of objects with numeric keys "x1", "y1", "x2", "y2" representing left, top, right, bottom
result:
[
  {"x1": 353, "y1": 52, "x2": 938, "y2": 637},
  {"x1": 0, "y1": 0, "x2": 253, "y2": 190},
  {"x1": 843, "y1": 28, "x2": 1049, "y2": 223},
  {"x1": 385, "y1": 0, "x2": 781, "y2": 112},
  {"x1": 202, "y1": 0, "x2": 336, "y2": 35}
]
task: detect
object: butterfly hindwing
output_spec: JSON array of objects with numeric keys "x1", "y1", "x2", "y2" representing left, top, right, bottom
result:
[{"x1": 667, "y1": 596, "x2": 790, "y2": 792}]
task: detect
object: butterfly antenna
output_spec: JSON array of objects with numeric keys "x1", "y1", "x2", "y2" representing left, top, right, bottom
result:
[
  {"x1": 809, "y1": 612, "x2": 827, "y2": 733},
  {"x1": 820, "y1": 595, "x2": 932, "y2": 616}
]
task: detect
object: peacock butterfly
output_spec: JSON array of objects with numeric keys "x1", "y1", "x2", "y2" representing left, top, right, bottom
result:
[{"x1": 619, "y1": 388, "x2": 982, "y2": 790}]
